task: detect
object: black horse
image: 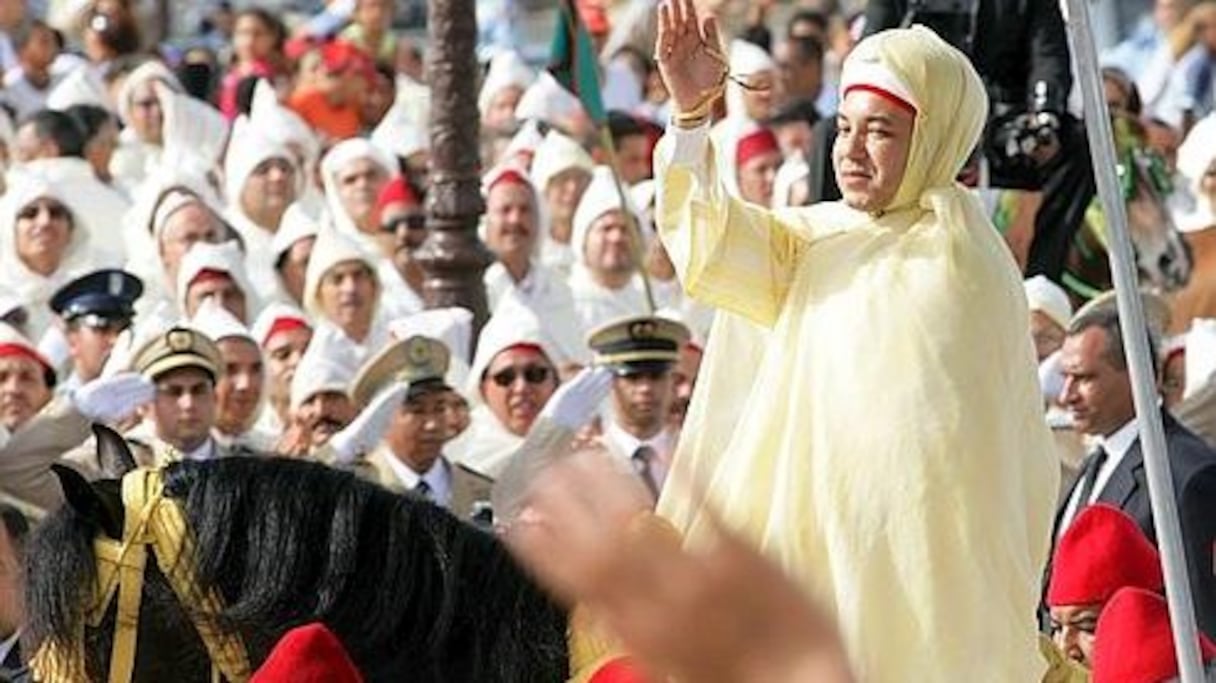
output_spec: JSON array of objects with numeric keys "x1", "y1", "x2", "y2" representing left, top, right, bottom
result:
[{"x1": 23, "y1": 429, "x2": 569, "y2": 682}]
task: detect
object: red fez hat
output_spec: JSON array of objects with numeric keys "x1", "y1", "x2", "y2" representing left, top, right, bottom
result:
[
  {"x1": 250, "y1": 623, "x2": 362, "y2": 683},
  {"x1": 188, "y1": 268, "x2": 235, "y2": 289},
  {"x1": 320, "y1": 40, "x2": 371, "y2": 77},
  {"x1": 486, "y1": 166, "x2": 533, "y2": 193},
  {"x1": 735, "y1": 127, "x2": 781, "y2": 168},
  {"x1": 0, "y1": 342, "x2": 55, "y2": 387},
  {"x1": 1092, "y1": 587, "x2": 1216, "y2": 683},
  {"x1": 263, "y1": 316, "x2": 311, "y2": 347},
  {"x1": 1047, "y1": 504, "x2": 1163, "y2": 607},
  {"x1": 376, "y1": 176, "x2": 419, "y2": 211},
  {"x1": 578, "y1": 0, "x2": 611, "y2": 35},
  {"x1": 588, "y1": 656, "x2": 650, "y2": 683}
]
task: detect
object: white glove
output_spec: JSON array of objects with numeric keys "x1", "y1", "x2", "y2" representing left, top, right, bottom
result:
[
  {"x1": 329, "y1": 382, "x2": 408, "y2": 464},
  {"x1": 71, "y1": 372, "x2": 155, "y2": 423},
  {"x1": 539, "y1": 366, "x2": 614, "y2": 431}
]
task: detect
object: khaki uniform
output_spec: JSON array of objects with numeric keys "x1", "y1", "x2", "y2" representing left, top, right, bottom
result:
[
  {"x1": 366, "y1": 446, "x2": 494, "y2": 523},
  {"x1": 0, "y1": 395, "x2": 92, "y2": 515}
]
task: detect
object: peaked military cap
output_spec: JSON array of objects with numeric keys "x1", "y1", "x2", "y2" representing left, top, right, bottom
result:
[
  {"x1": 587, "y1": 315, "x2": 691, "y2": 374},
  {"x1": 350, "y1": 335, "x2": 451, "y2": 409},
  {"x1": 50, "y1": 269, "x2": 143, "y2": 326},
  {"x1": 132, "y1": 326, "x2": 223, "y2": 381}
]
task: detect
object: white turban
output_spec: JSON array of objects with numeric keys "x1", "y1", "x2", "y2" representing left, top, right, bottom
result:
[
  {"x1": 514, "y1": 72, "x2": 585, "y2": 129},
  {"x1": 251, "y1": 302, "x2": 312, "y2": 348},
  {"x1": 156, "y1": 80, "x2": 230, "y2": 178},
  {"x1": 301, "y1": 227, "x2": 380, "y2": 319},
  {"x1": 725, "y1": 39, "x2": 776, "y2": 118},
  {"x1": 466, "y1": 289, "x2": 558, "y2": 403},
  {"x1": 530, "y1": 130, "x2": 594, "y2": 194},
  {"x1": 224, "y1": 116, "x2": 297, "y2": 208},
  {"x1": 116, "y1": 60, "x2": 182, "y2": 126},
  {"x1": 289, "y1": 325, "x2": 358, "y2": 410},
  {"x1": 190, "y1": 297, "x2": 257, "y2": 346},
  {"x1": 319, "y1": 138, "x2": 397, "y2": 239},
  {"x1": 176, "y1": 240, "x2": 254, "y2": 319},
  {"x1": 478, "y1": 50, "x2": 535, "y2": 114},
  {"x1": 371, "y1": 99, "x2": 429, "y2": 161},
  {"x1": 271, "y1": 202, "x2": 322, "y2": 263},
  {"x1": 1023, "y1": 275, "x2": 1072, "y2": 331},
  {"x1": 571, "y1": 165, "x2": 641, "y2": 266}
]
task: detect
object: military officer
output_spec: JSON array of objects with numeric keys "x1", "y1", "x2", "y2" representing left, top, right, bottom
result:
[
  {"x1": 350, "y1": 335, "x2": 493, "y2": 523},
  {"x1": 48, "y1": 269, "x2": 143, "y2": 393},
  {"x1": 588, "y1": 315, "x2": 691, "y2": 502}
]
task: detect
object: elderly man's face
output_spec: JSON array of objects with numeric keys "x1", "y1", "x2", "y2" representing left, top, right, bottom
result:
[
  {"x1": 145, "y1": 367, "x2": 216, "y2": 453},
  {"x1": 215, "y1": 337, "x2": 264, "y2": 437},
  {"x1": 833, "y1": 90, "x2": 915, "y2": 213},
  {"x1": 159, "y1": 203, "x2": 223, "y2": 285},
  {"x1": 242, "y1": 157, "x2": 297, "y2": 227},
  {"x1": 480, "y1": 347, "x2": 558, "y2": 436},
  {"x1": 485, "y1": 181, "x2": 536, "y2": 263},
  {"x1": 185, "y1": 275, "x2": 248, "y2": 323},
  {"x1": 584, "y1": 210, "x2": 636, "y2": 279},
  {"x1": 336, "y1": 158, "x2": 389, "y2": 231},
  {"x1": 1058, "y1": 327, "x2": 1137, "y2": 437},
  {"x1": 15, "y1": 197, "x2": 72, "y2": 275},
  {"x1": 0, "y1": 356, "x2": 50, "y2": 430},
  {"x1": 128, "y1": 80, "x2": 164, "y2": 144},
  {"x1": 1050, "y1": 603, "x2": 1100, "y2": 666},
  {"x1": 296, "y1": 391, "x2": 355, "y2": 447},
  {"x1": 263, "y1": 326, "x2": 312, "y2": 412},
  {"x1": 738, "y1": 149, "x2": 782, "y2": 207},
  {"x1": 317, "y1": 260, "x2": 377, "y2": 335},
  {"x1": 544, "y1": 168, "x2": 591, "y2": 226}
]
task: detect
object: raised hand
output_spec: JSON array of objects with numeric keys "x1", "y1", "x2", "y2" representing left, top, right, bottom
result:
[{"x1": 655, "y1": 0, "x2": 728, "y2": 115}]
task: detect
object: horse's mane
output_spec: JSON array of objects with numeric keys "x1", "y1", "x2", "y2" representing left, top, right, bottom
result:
[{"x1": 25, "y1": 457, "x2": 569, "y2": 682}]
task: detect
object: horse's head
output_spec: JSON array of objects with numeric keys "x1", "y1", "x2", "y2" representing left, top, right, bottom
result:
[
  {"x1": 25, "y1": 427, "x2": 570, "y2": 682},
  {"x1": 1116, "y1": 116, "x2": 1193, "y2": 292},
  {"x1": 25, "y1": 425, "x2": 240, "y2": 683}
]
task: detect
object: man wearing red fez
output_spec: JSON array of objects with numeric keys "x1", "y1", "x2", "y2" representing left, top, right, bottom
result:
[
  {"x1": 1092, "y1": 588, "x2": 1216, "y2": 682},
  {"x1": 734, "y1": 124, "x2": 783, "y2": 207},
  {"x1": 1047, "y1": 504, "x2": 1164, "y2": 667},
  {"x1": 374, "y1": 175, "x2": 426, "y2": 300}
]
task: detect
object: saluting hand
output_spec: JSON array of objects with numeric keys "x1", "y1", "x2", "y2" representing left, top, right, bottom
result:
[{"x1": 655, "y1": 0, "x2": 727, "y2": 114}]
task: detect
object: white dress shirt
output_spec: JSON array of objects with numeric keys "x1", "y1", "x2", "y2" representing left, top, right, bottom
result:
[
  {"x1": 1060, "y1": 418, "x2": 1139, "y2": 533},
  {"x1": 385, "y1": 454, "x2": 452, "y2": 509},
  {"x1": 603, "y1": 420, "x2": 675, "y2": 492},
  {"x1": 183, "y1": 438, "x2": 220, "y2": 462}
]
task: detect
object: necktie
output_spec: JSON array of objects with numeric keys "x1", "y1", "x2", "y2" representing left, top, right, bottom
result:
[
  {"x1": 631, "y1": 445, "x2": 660, "y2": 501},
  {"x1": 413, "y1": 479, "x2": 432, "y2": 500},
  {"x1": 1075, "y1": 446, "x2": 1108, "y2": 509}
]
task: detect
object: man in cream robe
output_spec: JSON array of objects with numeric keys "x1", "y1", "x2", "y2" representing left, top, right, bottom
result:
[{"x1": 655, "y1": 22, "x2": 1057, "y2": 682}]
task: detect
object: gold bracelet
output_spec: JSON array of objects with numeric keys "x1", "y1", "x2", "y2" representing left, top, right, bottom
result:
[{"x1": 672, "y1": 79, "x2": 725, "y2": 128}]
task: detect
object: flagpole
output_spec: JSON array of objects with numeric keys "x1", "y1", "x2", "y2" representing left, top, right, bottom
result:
[
  {"x1": 556, "y1": 0, "x2": 658, "y2": 314},
  {"x1": 1063, "y1": 0, "x2": 1204, "y2": 678}
]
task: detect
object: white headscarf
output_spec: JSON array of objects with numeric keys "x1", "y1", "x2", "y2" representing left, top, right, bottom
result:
[
  {"x1": 725, "y1": 40, "x2": 776, "y2": 119},
  {"x1": 514, "y1": 72, "x2": 586, "y2": 130},
  {"x1": 301, "y1": 226, "x2": 381, "y2": 320},
  {"x1": 289, "y1": 324, "x2": 358, "y2": 411},
  {"x1": 46, "y1": 67, "x2": 112, "y2": 111},
  {"x1": 570, "y1": 165, "x2": 644, "y2": 268},
  {"x1": 370, "y1": 99, "x2": 429, "y2": 161},
  {"x1": 478, "y1": 50, "x2": 535, "y2": 115},
  {"x1": 250, "y1": 79, "x2": 321, "y2": 173},
  {"x1": 1023, "y1": 275, "x2": 1073, "y2": 330},
  {"x1": 530, "y1": 130, "x2": 595, "y2": 195},
  {"x1": 318, "y1": 138, "x2": 397, "y2": 243},
  {"x1": 155, "y1": 80, "x2": 230, "y2": 180},
  {"x1": 224, "y1": 116, "x2": 297, "y2": 210},
  {"x1": 176, "y1": 239, "x2": 256, "y2": 320},
  {"x1": 116, "y1": 60, "x2": 183, "y2": 126}
]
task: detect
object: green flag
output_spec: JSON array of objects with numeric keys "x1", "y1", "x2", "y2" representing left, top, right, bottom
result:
[{"x1": 548, "y1": 0, "x2": 607, "y2": 125}]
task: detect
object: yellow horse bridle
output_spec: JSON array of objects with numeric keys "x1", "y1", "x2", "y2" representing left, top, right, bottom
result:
[{"x1": 29, "y1": 468, "x2": 251, "y2": 682}]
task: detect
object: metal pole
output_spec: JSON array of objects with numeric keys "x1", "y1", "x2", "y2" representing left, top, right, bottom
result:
[{"x1": 1062, "y1": 0, "x2": 1205, "y2": 678}]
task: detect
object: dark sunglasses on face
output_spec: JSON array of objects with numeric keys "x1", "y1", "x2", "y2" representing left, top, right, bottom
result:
[
  {"x1": 489, "y1": 364, "x2": 551, "y2": 388},
  {"x1": 382, "y1": 213, "x2": 426, "y2": 233},
  {"x1": 18, "y1": 202, "x2": 69, "y2": 221}
]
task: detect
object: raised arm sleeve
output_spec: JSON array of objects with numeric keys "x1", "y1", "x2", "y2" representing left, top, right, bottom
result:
[{"x1": 654, "y1": 122, "x2": 802, "y2": 327}]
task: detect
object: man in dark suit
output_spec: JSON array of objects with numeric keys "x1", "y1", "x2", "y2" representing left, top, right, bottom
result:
[
  {"x1": 0, "y1": 503, "x2": 29, "y2": 681},
  {"x1": 1055, "y1": 304, "x2": 1216, "y2": 639}
]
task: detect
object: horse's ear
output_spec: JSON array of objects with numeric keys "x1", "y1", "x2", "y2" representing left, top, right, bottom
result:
[
  {"x1": 94, "y1": 423, "x2": 137, "y2": 477},
  {"x1": 51, "y1": 464, "x2": 124, "y2": 540}
]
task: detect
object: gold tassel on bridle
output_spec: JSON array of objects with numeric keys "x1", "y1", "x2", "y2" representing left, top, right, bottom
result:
[{"x1": 30, "y1": 468, "x2": 251, "y2": 682}]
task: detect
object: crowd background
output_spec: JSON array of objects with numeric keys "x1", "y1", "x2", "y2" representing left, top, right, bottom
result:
[{"x1": 0, "y1": 0, "x2": 1215, "y2": 679}]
